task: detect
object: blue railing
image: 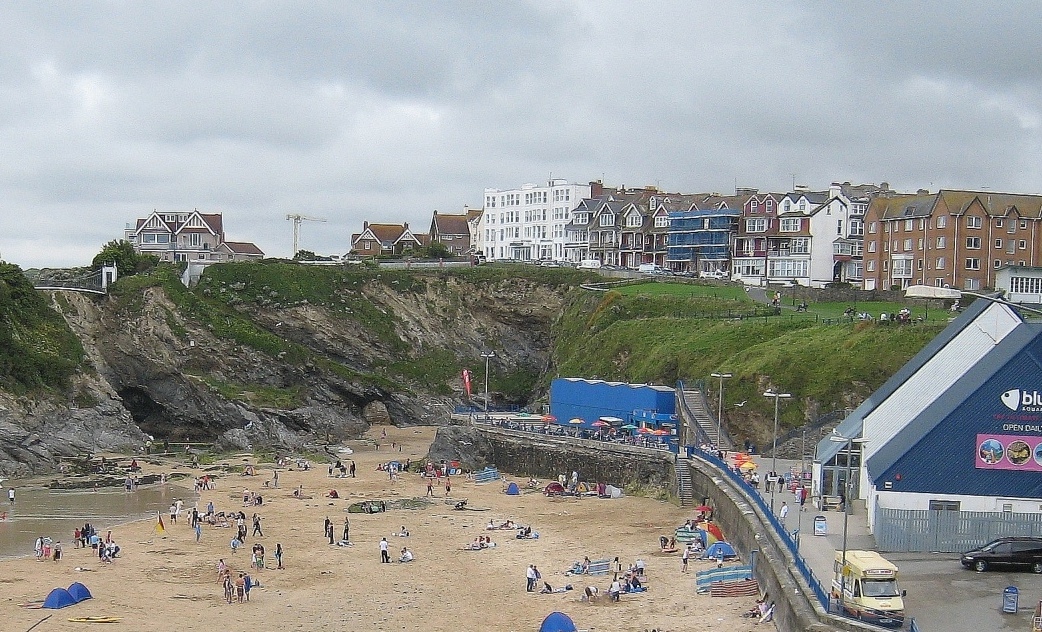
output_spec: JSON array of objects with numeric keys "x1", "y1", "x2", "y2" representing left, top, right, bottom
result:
[
  {"x1": 693, "y1": 448, "x2": 831, "y2": 610},
  {"x1": 452, "y1": 404, "x2": 525, "y2": 414}
]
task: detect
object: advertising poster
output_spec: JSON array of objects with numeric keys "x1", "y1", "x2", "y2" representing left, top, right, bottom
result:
[{"x1": 975, "y1": 434, "x2": 1042, "y2": 471}]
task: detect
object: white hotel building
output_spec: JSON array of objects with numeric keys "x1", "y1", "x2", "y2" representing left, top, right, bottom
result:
[{"x1": 478, "y1": 179, "x2": 592, "y2": 261}]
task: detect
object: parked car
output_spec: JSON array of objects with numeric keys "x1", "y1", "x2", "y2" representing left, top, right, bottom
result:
[
  {"x1": 960, "y1": 537, "x2": 1042, "y2": 572},
  {"x1": 700, "y1": 270, "x2": 728, "y2": 280}
]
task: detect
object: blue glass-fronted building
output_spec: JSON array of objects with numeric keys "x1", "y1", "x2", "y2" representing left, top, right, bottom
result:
[{"x1": 666, "y1": 207, "x2": 738, "y2": 274}]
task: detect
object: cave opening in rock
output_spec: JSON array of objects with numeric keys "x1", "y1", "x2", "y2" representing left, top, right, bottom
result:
[{"x1": 118, "y1": 386, "x2": 185, "y2": 440}]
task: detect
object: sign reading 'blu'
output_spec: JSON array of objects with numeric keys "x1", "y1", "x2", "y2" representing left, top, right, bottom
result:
[{"x1": 1001, "y1": 389, "x2": 1042, "y2": 412}]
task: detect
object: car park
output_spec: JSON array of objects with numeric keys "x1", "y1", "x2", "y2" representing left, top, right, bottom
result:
[{"x1": 960, "y1": 537, "x2": 1042, "y2": 573}]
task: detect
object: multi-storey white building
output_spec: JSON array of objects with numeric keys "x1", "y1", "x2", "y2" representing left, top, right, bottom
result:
[{"x1": 478, "y1": 179, "x2": 593, "y2": 261}]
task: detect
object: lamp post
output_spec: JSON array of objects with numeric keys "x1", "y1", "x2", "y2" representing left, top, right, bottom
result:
[
  {"x1": 829, "y1": 432, "x2": 865, "y2": 614},
  {"x1": 710, "y1": 372, "x2": 732, "y2": 451},
  {"x1": 763, "y1": 389, "x2": 791, "y2": 512},
  {"x1": 480, "y1": 351, "x2": 496, "y2": 413}
]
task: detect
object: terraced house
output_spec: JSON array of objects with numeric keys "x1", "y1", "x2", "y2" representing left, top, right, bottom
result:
[{"x1": 862, "y1": 190, "x2": 1042, "y2": 291}]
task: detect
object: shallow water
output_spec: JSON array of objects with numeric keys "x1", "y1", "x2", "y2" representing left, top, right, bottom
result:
[{"x1": 0, "y1": 484, "x2": 194, "y2": 558}]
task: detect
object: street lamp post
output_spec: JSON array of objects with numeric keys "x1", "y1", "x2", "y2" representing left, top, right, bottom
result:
[
  {"x1": 829, "y1": 432, "x2": 865, "y2": 615},
  {"x1": 710, "y1": 372, "x2": 732, "y2": 451},
  {"x1": 480, "y1": 351, "x2": 496, "y2": 413},
  {"x1": 763, "y1": 389, "x2": 792, "y2": 512}
]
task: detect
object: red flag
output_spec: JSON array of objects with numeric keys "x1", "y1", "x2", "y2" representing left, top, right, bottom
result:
[{"x1": 462, "y1": 369, "x2": 472, "y2": 398}]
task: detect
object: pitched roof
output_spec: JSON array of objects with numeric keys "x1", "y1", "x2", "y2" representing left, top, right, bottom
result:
[
  {"x1": 224, "y1": 241, "x2": 264, "y2": 256},
  {"x1": 431, "y1": 212, "x2": 470, "y2": 237}
]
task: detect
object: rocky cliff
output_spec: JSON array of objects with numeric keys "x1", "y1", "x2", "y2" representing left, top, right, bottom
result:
[{"x1": 0, "y1": 264, "x2": 584, "y2": 475}]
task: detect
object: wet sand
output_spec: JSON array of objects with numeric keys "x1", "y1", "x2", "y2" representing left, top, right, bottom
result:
[{"x1": 2, "y1": 427, "x2": 769, "y2": 631}]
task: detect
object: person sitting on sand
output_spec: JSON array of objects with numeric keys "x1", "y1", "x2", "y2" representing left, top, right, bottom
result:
[
  {"x1": 539, "y1": 581, "x2": 553, "y2": 594},
  {"x1": 580, "y1": 556, "x2": 591, "y2": 574},
  {"x1": 454, "y1": 500, "x2": 467, "y2": 510},
  {"x1": 327, "y1": 489, "x2": 339, "y2": 499},
  {"x1": 395, "y1": 526, "x2": 409, "y2": 537},
  {"x1": 398, "y1": 547, "x2": 414, "y2": 563}
]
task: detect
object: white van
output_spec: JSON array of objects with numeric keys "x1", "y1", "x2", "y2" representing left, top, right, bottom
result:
[
  {"x1": 577, "y1": 259, "x2": 602, "y2": 270},
  {"x1": 638, "y1": 263, "x2": 657, "y2": 274}
]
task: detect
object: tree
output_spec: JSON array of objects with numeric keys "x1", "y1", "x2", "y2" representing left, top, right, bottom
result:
[
  {"x1": 422, "y1": 242, "x2": 452, "y2": 259},
  {"x1": 91, "y1": 240, "x2": 157, "y2": 276}
]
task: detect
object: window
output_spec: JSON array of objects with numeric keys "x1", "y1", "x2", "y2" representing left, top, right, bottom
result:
[
  {"x1": 905, "y1": 219, "x2": 913, "y2": 231},
  {"x1": 790, "y1": 238, "x2": 809, "y2": 254},
  {"x1": 1011, "y1": 276, "x2": 1042, "y2": 294},
  {"x1": 965, "y1": 278, "x2": 981, "y2": 290},
  {"x1": 967, "y1": 216, "x2": 982, "y2": 229},
  {"x1": 1020, "y1": 240, "x2": 1027, "y2": 250},
  {"x1": 779, "y1": 218, "x2": 801, "y2": 232},
  {"x1": 626, "y1": 214, "x2": 642, "y2": 228},
  {"x1": 1009, "y1": 221, "x2": 1017, "y2": 234},
  {"x1": 966, "y1": 258, "x2": 981, "y2": 270},
  {"x1": 868, "y1": 241, "x2": 876, "y2": 253},
  {"x1": 995, "y1": 239, "x2": 1004, "y2": 248},
  {"x1": 751, "y1": 199, "x2": 759, "y2": 210},
  {"x1": 929, "y1": 500, "x2": 961, "y2": 511},
  {"x1": 936, "y1": 236, "x2": 946, "y2": 248},
  {"x1": 917, "y1": 259, "x2": 924, "y2": 270},
  {"x1": 654, "y1": 215, "x2": 669, "y2": 228},
  {"x1": 903, "y1": 239, "x2": 912, "y2": 251},
  {"x1": 995, "y1": 259, "x2": 1003, "y2": 268},
  {"x1": 599, "y1": 214, "x2": 614, "y2": 227},
  {"x1": 838, "y1": 219, "x2": 844, "y2": 235},
  {"x1": 936, "y1": 257, "x2": 945, "y2": 269},
  {"x1": 918, "y1": 238, "x2": 924, "y2": 250},
  {"x1": 766, "y1": 198, "x2": 774, "y2": 209},
  {"x1": 866, "y1": 260, "x2": 875, "y2": 272},
  {"x1": 996, "y1": 219, "x2": 1004, "y2": 228},
  {"x1": 966, "y1": 237, "x2": 981, "y2": 249},
  {"x1": 746, "y1": 218, "x2": 767, "y2": 232},
  {"x1": 1021, "y1": 220, "x2": 1029, "y2": 229},
  {"x1": 937, "y1": 215, "x2": 947, "y2": 228},
  {"x1": 892, "y1": 258, "x2": 913, "y2": 276}
]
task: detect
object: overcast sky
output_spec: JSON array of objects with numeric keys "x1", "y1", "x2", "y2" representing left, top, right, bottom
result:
[{"x1": 3, "y1": 2, "x2": 1042, "y2": 267}]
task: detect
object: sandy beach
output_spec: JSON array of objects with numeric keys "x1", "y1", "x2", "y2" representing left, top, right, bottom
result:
[{"x1": 3, "y1": 427, "x2": 769, "y2": 632}]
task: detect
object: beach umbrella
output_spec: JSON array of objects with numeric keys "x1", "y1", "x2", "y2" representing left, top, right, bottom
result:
[
  {"x1": 693, "y1": 505, "x2": 713, "y2": 513},
  {"x1": 739, "y1": 461, "x2": 757, "y2": 472},
  {"x1": 651, "y1": 429, "x2": 670, "y2": 436},
  {"x1": 542, "y1": 415, "x2": 557, "y2": 422},
  {"x1": 591, "y1": 420, "x2": 610, "y2": 427},
  {"x1": 621, "y1": 424, "x2": 638, "y2": 430},
  {"x1": 568, "y1": 418, "x2": 585, "y2": 425},
  {"x1": 636, "y1": 427, "x2": 652, "y2": 434}
]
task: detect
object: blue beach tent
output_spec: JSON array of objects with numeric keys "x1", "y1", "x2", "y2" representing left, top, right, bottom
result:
[
  {"x1": 68, "y1": 582, "x2": 93, "y2": 603},
  {"x1": 43, "y1": 587, "x2": 77, "y2": 609},
  {"x1": 539, "y1": 611, "x2": 577, "y2": 632},
  {"x1": 704, "y1": 541, "x2": 738, "y2": 560},
  {"x1": 505, "y1": 482, "x2": 520, "y2": 495}
]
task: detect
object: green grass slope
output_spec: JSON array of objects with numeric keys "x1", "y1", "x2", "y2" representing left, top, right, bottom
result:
[{"x1": 0, "y1": 262, "x2": 84, "y2": 392}]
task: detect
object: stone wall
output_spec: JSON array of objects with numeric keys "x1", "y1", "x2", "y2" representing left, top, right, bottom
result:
[{"x1": 474, "y1": 426, "x2": 676, "y2": 493}]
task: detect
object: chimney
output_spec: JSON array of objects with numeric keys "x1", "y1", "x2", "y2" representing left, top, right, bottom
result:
[
  {"x1": 363, "y1": 221, "x2": 369, "y2": 229},
  {"x1": 590, "y1": 181, "x2": 603, "y2": 198},
  {"x1": 403, "y1": 222, "x2": 409, "y2": 229}
]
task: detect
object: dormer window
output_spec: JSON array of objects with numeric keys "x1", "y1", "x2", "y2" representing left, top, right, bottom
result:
[{"x1": 599, "y1": 214, "x2": 615, "y2": 227}]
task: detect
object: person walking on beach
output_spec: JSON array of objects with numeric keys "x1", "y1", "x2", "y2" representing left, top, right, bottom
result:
[
  {"x1": 8, "y1": 488, "x2": 14, "y2": 503},
  {"x1": 350, "y1": 461, "x2": 356, "y2": 478},
  {"x1": 272, "y1": 469, "x2": 279, "y2": 488},
  {"x1": 426, "y1": 479, "x2": 434, "y2": 497},
  {"x1": 275, "y1": 543, "x2": 284, "y2": 569},
  {"x1": 681, "y1": 546, "x2": 690, "y2": 573},
  {"x1": 195, "y1": 522, "x2": 202, "y2": 543},
  {"x1": 252, "y1": 513, "x2": 263, "y2": 537},
  {"x1": 327, "y1": 521, "x2": 335, "y2": 545},
  {"x1": 342, "y1": 517, "x2": 350, "y2": 543},
  {"x1": 324, "y1": 517, "x2": 331, "y2": 539},
  {"x1": 380, "y1": 537, "x2": 390, "y2": 563},
  {"x1": 445, "y1": 476, "x2": 451, "y2": 497}
]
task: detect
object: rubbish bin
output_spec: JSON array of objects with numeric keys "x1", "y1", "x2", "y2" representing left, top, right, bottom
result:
[
  {"x1": 1003, "y1": 586, "x2": 1019, "y2": 614},
  {"x1": 813, "y1": 515, "x2": 827, "y2": 536}
]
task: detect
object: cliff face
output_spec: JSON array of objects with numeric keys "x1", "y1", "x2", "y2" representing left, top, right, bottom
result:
[{"x1": 0, "y1": 266, "x2": 574, "y2": 475}]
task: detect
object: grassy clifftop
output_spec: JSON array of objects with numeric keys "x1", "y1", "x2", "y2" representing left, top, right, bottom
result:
[
  {"x1": 0, "y1": 262, "x2": 84, "y2": 392},
  {"x1": 553, "y1": 283, "x2": 945, "y2": 443}
]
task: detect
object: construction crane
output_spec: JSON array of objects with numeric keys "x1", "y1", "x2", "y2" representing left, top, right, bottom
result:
[{"x1": 286, "y1": 214, "x2": 327, "y2": 257}]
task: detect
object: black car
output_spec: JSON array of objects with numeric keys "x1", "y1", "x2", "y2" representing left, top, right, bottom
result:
[{"x1": 961, "y1": 537, "x2": 1042, "y2": 573}]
